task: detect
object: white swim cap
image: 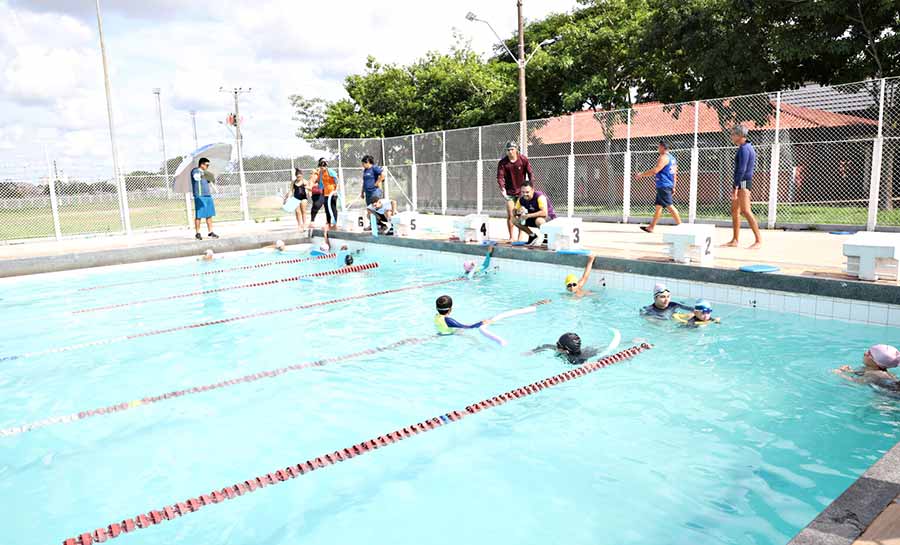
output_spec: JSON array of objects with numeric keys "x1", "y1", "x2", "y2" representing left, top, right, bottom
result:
[
  {"x1": 319, "y1": 243, "x2": 329, "y2": 252},
  {"x1": 275, "y1": 239, "x2": 285, "y2": 250},
  {"x1": 204, "y1": 249, "x2": 214, "y2": 257}
]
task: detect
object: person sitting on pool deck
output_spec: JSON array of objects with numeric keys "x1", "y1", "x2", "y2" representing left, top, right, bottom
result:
[
  {"x1": 434, "y1": 295, "x2": 491, "y2": 335},
  {"x1": 565, "y1": 255, "x2": 596, "y2": 297},
  {"x1": 514, "y1": 181, "x2": 557, "y2": 245},
  {"x1": 641, "y1": 283, "x2": 691, "y2": 320},
  {"x1": 463, "y1": 247, "x2": 495, "y2": 278},
  {"x1": 529, "y1": 333, "x2": 599, "y2": 365},
  {"x1": 835, "y1": 344, "x2": 900, "y2": 391},
  {"x1": 674, "y1": 299, "x2": 721, "y2": 326}
]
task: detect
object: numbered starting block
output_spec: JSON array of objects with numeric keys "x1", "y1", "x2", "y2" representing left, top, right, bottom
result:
[
  {"x1": 540, "y1": 217, "x2": 584, "y2": 251},
  {"x1": 663, "y1": 224, "x2": 715, "y2": 265},
  {"x1": 338, "y1": 208, "x2": 368, "y2": 233},
  {"x1": 843, "y1": 232, "x2": 900, "y2": 282},
  {"x1": 390, "y1": 211, "x2": 420, "y2": 237},
  {"x1": 453, "y1": 214, "x2": 490, "y2": 243}
]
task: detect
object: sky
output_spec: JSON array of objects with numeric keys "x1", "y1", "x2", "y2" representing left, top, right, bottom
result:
[{"x1": 0, "y1": 0, "x2": 579, "y2": 181}]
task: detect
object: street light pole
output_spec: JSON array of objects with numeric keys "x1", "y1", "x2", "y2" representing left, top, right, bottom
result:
[
  {"x1": 94, "y1": 0, "x2": 131, "y2": 234},
  {"x1": 153, "y1": 88, "x2": 170, "y2": 196},
  {"x1": 517, "y1": 0, "x2": 527, "y2": 153},
  {"x1": 220, "y1": 87, "x2": 252, "y2": 222}
]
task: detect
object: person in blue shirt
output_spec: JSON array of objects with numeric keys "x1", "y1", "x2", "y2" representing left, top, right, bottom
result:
[
  {"x1": 635, "y1": 141, "x2": 682, "y2": 233},
  {"x1": 191, "y1": 158, "x2": 218, "y2": 240},
  {"x1": 434, "y1": 295, "x2": 491, "y2": 335},
  {"x1": 360, "y1": 155, "x2": 385, "y2": 205},
  {"x1": 723, "y1": 124, "x2": 762, "y2": 249}
]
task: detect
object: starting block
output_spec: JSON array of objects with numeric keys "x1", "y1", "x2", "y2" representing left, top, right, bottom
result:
[
  {"x1": 338, "y1": 208, "x2": 368, "y2": 233},
  {"x1": 663, "y1": 224, "x2": 715, "y2": 265},
  {"x1": 540, "y1": 217, "x2": 584, "y2": 251},
  {"x1": 453, "y1": 214, "x2": 490, "y2": 243},
  {"x1": 843, "y1": 232, "x2": 900, "y2": 282},
  {"x1": 390, "y1": 211, "x2": 420, "y2": 237}
]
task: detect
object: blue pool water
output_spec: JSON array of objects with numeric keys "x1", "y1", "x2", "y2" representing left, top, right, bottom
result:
[{"x1": 1, "y1": 243, "x2": 899, "y2": 545}]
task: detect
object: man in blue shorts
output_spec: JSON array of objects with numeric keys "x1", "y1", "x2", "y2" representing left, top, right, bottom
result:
[
  {"x1": 360, "y1": 155, "x2": 385, "y2": 205},
  {"x1": 635, "y1": 141, "x2": 682, "y2": 233},
  {"x1": 191, "y1": 157, "x2": 219, "y2": 240},
  {"x1": 723, "y1": 124, "x2": 763, "y2": 249}
]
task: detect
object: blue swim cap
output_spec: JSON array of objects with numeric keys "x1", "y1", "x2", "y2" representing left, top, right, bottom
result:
[{"x1": 694, "y1": 299, "x2": 712, "y2": 313}]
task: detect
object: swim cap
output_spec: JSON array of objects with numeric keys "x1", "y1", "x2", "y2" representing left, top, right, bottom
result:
[
  {"x1": 463, "y1": 260, "x2": 476, "y2": 273},
  {"x1": 694, "y1": 299, "x2": 712, "y2": 313},
  {"x1": 868, "y1": 344, "x2": 900, "y2": 369},
  {"x1": 319, "y1": 243, "x2": 329, "y2": 252},
  {"x1": 204, "y1": 249, "x2": 214, "y2": 258},
  {"x1": 653, "y1": 283, "x2": 669, "y2": 296},
  {"x1": 275, "y1": 239, "x2": 285, "y2": 250},
  {"x1": 557, "y1": 333, "x2": 582, "y2": 355},
  {"x1": 564, "y1": 274, "x2": 578, "y2": 287}
]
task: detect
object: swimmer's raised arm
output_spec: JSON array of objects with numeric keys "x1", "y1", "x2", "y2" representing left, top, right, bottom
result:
[{"x1": 577, "y1": 255, "x2": 595, "y2": 290}]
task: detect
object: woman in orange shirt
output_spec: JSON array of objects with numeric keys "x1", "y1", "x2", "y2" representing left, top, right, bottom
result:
[{"x1": 310, "y1": 158, "x2": 339, "y2": 230}]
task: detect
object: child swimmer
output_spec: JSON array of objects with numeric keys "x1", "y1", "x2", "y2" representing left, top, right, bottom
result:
[{"x1": 434, "y1": 295, "x2": 492, "y2": 335}]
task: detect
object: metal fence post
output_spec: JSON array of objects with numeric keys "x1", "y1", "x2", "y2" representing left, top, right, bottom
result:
[
  {"x1": 411, "y1": 135, "x2": 417, "y2": 211},
  {"x1": 867, "y1": 79, "x2": 887, "y2": 231},
  {"x1": 689, "y1": 100, "x2": 700, "y2": 223},
  {"x1": 567, "y1": 114, "x2": 575, "y2": 218},
  {"x1": 477, "y1": 126, "x2": 484, "y2": 214},
  {"x1": 337, "y1": 139, "x2": 346, "y2": 211},
  {"x1": 184, "y1": 193, "x2": 193, "y2": 228},
  {"x1": 767, "y1": 92, "x2": 782, "y2": 229},
  {"x1": 45, "y1": 151, "x2": 62, "y2": 240},
  {"x1": 441, "y1": 130, "x2": 447, "y2": 215},
  {"x1": 622, "y1": 109, "x2": 632, "y2": 223},
  {"x1": 381, "y1": 137, "x2": 389, "y2": 200}
]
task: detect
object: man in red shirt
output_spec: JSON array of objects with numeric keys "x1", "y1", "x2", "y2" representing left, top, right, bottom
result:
[{"x1": 496, "y1": 141, "x2": 534, "y2": 242}]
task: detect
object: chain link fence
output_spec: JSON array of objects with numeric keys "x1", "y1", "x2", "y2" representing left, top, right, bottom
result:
[{"x1": 3, "y1": 77, "x2": 900, "y2": 242}]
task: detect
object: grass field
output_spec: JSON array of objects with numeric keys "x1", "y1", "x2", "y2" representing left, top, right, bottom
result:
[{"x1": 3, "y1": 200, "x2": 900, "y2": 241}]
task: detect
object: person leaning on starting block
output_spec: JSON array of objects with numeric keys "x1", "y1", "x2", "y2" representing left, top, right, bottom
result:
[
  {"x1": 641, "y1": 283, "x2": 691, "y2": 320},
  {"x1": 528, "y1": 333, "x2": 599, "y2": 365},
  {"x1": 565, "y1": 255, "x2": 596, "y2": 297},
  {"x1": 367, "y1": 193, "x2": 397, "y2": 234},
  {"x1": 835, "y1": 344, "x2": 900, "y2": 392},
  {"x1": 434, "y1": 295, "x2": 491, "y2": 335},
  {"x1": 514, "y1": 181, "x2": 556, "y2": 245}
]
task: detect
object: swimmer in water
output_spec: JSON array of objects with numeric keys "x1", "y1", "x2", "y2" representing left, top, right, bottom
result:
[
  {"x1": 528, "y1": 333, "x2": 599, "y2": 365},
  {"x1": 344, "y1": 254, "x2": 354, "y2": 267},
  {"x1": 464, "y1": 247, "x2": 495, "y2": 278},
  {"x1": 835, "y1": 344, "x2": 900, "y2": 392},
  {"x1": 434, "y1": 295, "x2": 491, "y2": 335},
  {"x1": 199, "y1": 249, "x2": 215, "y2": 261},
  {"x1": 565, "y1": 255, "x2": 596, "y2": 297},
  {"x1": 674, "y1": 299, "x2": 720, "y2": 326},
  {"x1": 641, "y1": 283, "x2": 691, "y2": 320}
]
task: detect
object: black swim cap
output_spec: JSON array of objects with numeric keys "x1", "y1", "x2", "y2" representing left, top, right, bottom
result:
[
  {"x1": 344, "y1": 254, "x2": 354, "y2": 266},
  {"x1": 557, "y1": 333, "x2": 582, "y2": 355}
]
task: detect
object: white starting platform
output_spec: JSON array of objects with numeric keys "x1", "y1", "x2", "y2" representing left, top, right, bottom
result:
[
  {"x1": 338, "y1": 208, "x2": 368, "y2": 233},
  {"x1": 662, "y1": 224, "x2": 715, "y2": 265},
  {"x1": 390, "y1": 211, "x2": 420, "y2": 237},
  {"x1": 843, "y1": 232, "x2": 900, "y2": 282},
  {"x1": 453, "y1": 214, "x2": 490, "y2": 243},
  {"x1": 540, "y1": 217, "x2": 584, "y2": 251}
]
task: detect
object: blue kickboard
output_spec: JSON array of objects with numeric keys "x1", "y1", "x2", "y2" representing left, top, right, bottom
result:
[
  {"x1": 510, "y1": 241, "x2": 528, "y2": 246},
  {"x1": 829, "y1": 231, "x2": 853, "y2": 235},
  {"x1": 557, "y1": 249, "x2": 592, "y2": 255},
  {"x1": 740, "y1": 264, "x2": 779, "y2": 273}
]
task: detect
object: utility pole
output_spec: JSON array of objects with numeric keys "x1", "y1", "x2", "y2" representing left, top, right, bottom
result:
[
  {"x1": 153, "y1": 88, "x2": 171, "y2": 196},
  {"x1": 94, "y1": 0, "x2": 131, "y2": 234},
  {"x1": 517, "y1": 0, "x2": 527, "y2": 153},
  {"x1": 190, "y1": 110, "x2": 199, "y2": 149},
  {"x1": 220, "y1": 87, "x2": 252, "y2": 222}
]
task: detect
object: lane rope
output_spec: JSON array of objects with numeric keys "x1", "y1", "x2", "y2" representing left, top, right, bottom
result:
[
  {"x1": 73, "y1": 262, "x2": 379, "y2": 314},
  {"x1": 0, "y1": 277, "x2": 465, "y2": 362},
  {"x1": 2, "y1": 300, "x2": 551, "y2": 437},
  {"x1": 76, "y1": 254, "x2": 337, "y2": 292},
  {"x1": 60, "y1": 343, "x2": 651, "y2": 545}
]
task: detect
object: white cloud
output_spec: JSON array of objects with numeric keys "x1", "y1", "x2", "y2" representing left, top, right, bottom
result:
[{"x1": 1, "y1": 0, "x2": 579, "y2": 177}]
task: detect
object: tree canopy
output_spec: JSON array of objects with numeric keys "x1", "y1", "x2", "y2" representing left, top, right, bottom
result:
[{"x1": 293, "y1": 0, "x2": 900, "y2": 139}]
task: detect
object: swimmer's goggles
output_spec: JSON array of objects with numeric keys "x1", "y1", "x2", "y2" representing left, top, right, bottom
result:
[
  {"x1": 566, "y1": 282, "x2": 578, "y2": 289},
  {"x1": 694, "y1": 304, "x2": 713, "y2": 314}
]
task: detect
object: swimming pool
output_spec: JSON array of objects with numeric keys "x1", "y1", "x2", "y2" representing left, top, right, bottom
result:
[{"x1": 2, "y1": 242, "x2": 898, "y2": 545}]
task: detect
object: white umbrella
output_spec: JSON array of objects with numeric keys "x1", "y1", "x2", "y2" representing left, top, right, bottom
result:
[{"x1": 172, "y1": 142, "x2": 233, "y2": 194}]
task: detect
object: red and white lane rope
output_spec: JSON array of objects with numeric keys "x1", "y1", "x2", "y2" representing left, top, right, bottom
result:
[
  {"x1": 3, "y1": 300, "x2": 551, "y2": 437},
  {"x1": 76, "y1": 254, "x2": 337, "y2": 292},
  {"x1": 0, "y1": 335, "x2": 436, "y2": 437},
  {"x1": 60, "y1": 343, "x2": 652, "y2": 545},
  {"x1": 73, "y1": 262, "x2": 379, "y2": 314},
  {"x1": 0, "y1": 277, "x2": 464, "y2": 362}
]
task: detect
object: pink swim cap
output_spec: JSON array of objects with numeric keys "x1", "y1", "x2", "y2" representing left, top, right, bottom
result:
[
  {"x1": 868, "y1": 344, "x2": 900, "y2": 369},
  {"x1": 463, "y1": 260, "x2": 476, "y2": 273}
]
